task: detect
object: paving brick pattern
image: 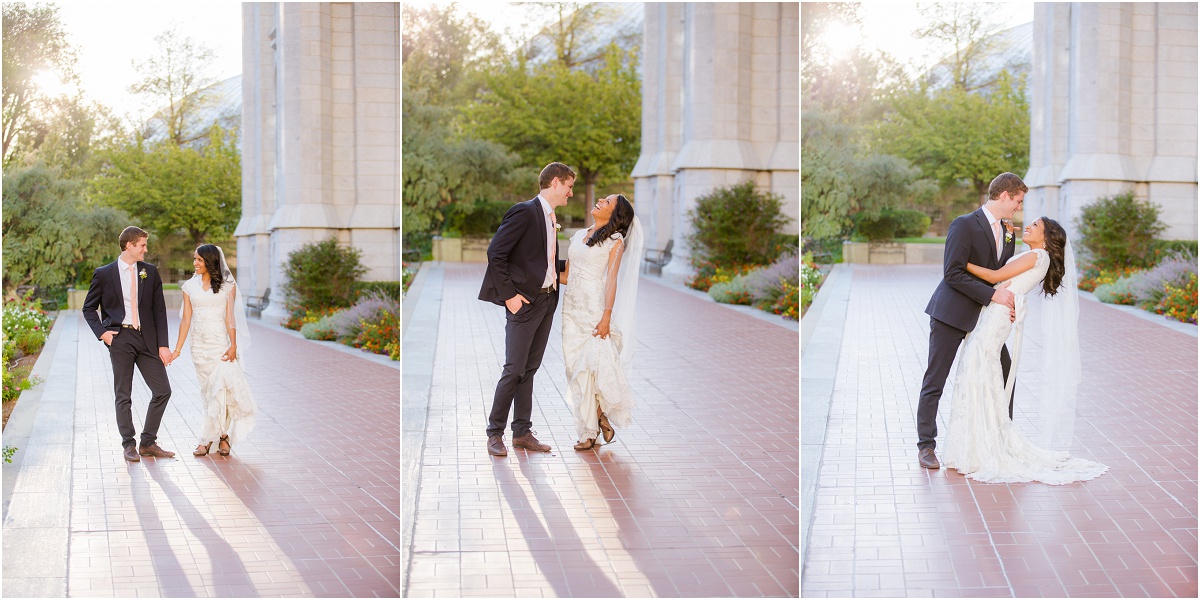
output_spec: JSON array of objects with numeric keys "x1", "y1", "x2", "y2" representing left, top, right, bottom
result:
[
  {"x1": 9, "y1": 313, "x2": 399, "y2": 597},
  {"x1": 405, "y1": 263, "x2": 799, "y2": 597},
  {"x1": 802, "y1": 265, "x2": 1197, "y2": 598}
]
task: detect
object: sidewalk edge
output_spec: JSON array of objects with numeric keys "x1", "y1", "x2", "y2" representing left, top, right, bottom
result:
[{"x1": 800, "y1": 263, "x2": 853, "y2": 571}]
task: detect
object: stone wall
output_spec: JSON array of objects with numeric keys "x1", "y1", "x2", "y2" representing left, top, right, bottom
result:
[
  {"x1": 633, "y1": 3, "x2": 799, "y2": 282},
  {"x1": 238, "y1": 3, "x2": 400, "y2": 318},
  {"x1": 1025, "y1": 3, "x2": 1197, "y2": 241}
]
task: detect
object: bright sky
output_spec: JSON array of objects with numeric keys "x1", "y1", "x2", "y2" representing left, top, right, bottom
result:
[
  {"x1": 821, "y1": 2, "x2": 1034, "y2": 73},
  {"x1": 410, "y1": 1, "x2": 558, "y2": 52},
  {"x1": 49, "y1": 1, "x2": 243, "y2": 124}
]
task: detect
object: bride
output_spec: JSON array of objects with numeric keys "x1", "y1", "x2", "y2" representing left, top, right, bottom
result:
[
  {"x1": 559, "y1": 194, "x2": 642, "y2": 451},
  {"x1": 940, "y1": 217, "x2": 1107, "y2": 484},
  {"x1": 171, "y1": 244, "x2": 257, "y2": 457}
]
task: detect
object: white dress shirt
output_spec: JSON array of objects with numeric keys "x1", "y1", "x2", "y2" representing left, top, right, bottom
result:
[
  {"x1": 118, "y1": 258, "x2": 139, "y2": 326},
  {"x1": 537, "y1": 195, "x2": 557, "y2": 289},
  {"x1": 981, "y1": 205, "x2": 1003, "y2": 258}
]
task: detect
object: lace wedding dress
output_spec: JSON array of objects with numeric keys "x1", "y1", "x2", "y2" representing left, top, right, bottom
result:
[
  {"x1": 561, "y1": 229, "x2": 636, "y2": 442},
  {"x1": 181, "y1": 277, "x2": 257, "y2": 446},
  {"x1": 940, "y1": 248, "x2": 1107, "y2": 484}
]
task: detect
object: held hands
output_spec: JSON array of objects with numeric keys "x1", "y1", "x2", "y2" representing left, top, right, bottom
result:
[
  {"x1": 505, "y1": 294, "x2": 529, "y2": 315},
  {"x1": 158, "y1": 347, "x2": 174, "y2": 366}
]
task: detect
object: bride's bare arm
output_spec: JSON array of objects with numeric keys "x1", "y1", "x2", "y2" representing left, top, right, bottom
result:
[
  {"x1": 223, "y1": 283, "x2": 238, "y2": 361},
  {"x1": 593, "y1": 238, "x2": 626, "y2": 338},
  {"x1": 967, "y1": 252, "x2": 1038, "y2": 284},
  {"x1": 559, "y1": 260, "x2": 569, "y2": 285},
  {"x1": 172, "y1": 292, "x2": 192, "y2": 360}
]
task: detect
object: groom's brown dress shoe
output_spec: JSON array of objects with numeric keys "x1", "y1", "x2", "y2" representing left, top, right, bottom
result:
[
  {"x1": 919, "y1": 447, "x2": 940, "y2": 469},
  {"x1": 123, "y1": 446, "x2": 140, "y2": 462},
  {"x1": 139, "y1": 444, "x2": 176, "y2": 458},
  {"x1": 487, "y1": 436, "x2": 508, "y2": 457},
  {"x1": 512, "y1": 432, "x2": 551, "y2": 452}
]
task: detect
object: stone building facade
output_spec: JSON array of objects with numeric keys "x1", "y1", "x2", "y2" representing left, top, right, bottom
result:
[
  {"x1": 1025, "y1": 3, "x2": 1197, "y2": 241},
  {"x1": 239, "y1": 2, "x2": 400, "y2": 317},
  {"x1": 632, "y1": 2, "x2": 799, "y2": 280}
]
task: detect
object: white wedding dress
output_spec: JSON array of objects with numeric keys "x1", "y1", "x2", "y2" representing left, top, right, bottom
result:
[
  {"x1": 181, "y1": 277, "x2": 257, "y2": 446},
  {"x1": 940, "y1": 249, "x2": 1108, "y2": 484},
  {"x1": 561, "y1": 229, "x2": 636, "y2": 442}
]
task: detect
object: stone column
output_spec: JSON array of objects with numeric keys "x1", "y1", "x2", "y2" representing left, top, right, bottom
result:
[
  {"x1": 1147, "y1": 2, "x2": 1198, "y2": 239},
  {"x1": 1024, "y1": 2, "x2": 1071, "y2": 224},
  {"x1": 236, "y1": 3, "x2": 278, "y2": 303},
  {"x1": 767, "y1": 2, "x2": 799, "y2": 229}
]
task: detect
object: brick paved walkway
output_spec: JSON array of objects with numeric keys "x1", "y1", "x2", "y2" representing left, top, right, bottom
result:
[
  {"x1": 3, "y1": 313, "x2": 400, "y2": 597},
  {"x1": 403, "y1": 262, "x2": 799, "y2": 597},
  {"x1": 802, "y1": 264, "x2": 1198, "y2": 597}
]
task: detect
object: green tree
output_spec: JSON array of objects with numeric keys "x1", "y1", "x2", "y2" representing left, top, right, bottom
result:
[
  {"x1": 402, "y1": 85, "x2": 526, "y2": 235},
  {"x1": 876, "y1": 70, "x2": 1029, "y2": 205},
  {"x1": 89, "y1": 125, "x2": 241, "y2": 248},
  {"x1": 30, "y1": 92, "x2": 124, "y2": 181},
  {"x1": 688, "y1": 181, "x2": 792, "y2": 267},
  {"x1": 802, "y1": 108, "x2": 929, "y2": 241},
  {"x1": 402, "y1": 3, "x2": 505, "y2": 109},
  {"x1": 1076, "y1": 192, "x2": 1166, "y2": 270},
  {"x1": 2, "y1": 163, "x2": 128, "y2": 298},
  {"x1": 517, "y1": 2, "x2": 637, "y2": 68},
  {"x1": 129, "y1": 27, "x2": 219, "y2": 146},
  {"x1": 915, "y1": 3, "x2": 1016, "y2": 92},
  {"x1": 2, "y1": 3, "x2": 77, "y2": 165},
  {"x1": 468, "y1": 43, "x2": 640, "y2": 224}
]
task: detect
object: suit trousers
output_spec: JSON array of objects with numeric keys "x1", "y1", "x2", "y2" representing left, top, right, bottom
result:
[
  {"x1": 108, "y1": 329, "x2": 172, "y2": 448},
  {"x1": 487, "y1": 289, "x2": 559, "y2": 439},
  {"x1": 917, "y1": 316, "x2": 1013, "y2": 451}
]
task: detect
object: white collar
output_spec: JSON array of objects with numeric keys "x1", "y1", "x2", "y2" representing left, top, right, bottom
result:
[
  {"x1": 119, "y1": 257, "x2": 138, "y2": 271},
  {"x1": 981, "y1": 205, "x2": 1001, "y2": 225},
  {"x1": 536, "y1": 195, "x2": 553, "y2": 216}
]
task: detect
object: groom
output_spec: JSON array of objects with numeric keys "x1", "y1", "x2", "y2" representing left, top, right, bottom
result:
[
  {"x1": 478, "y1": 162, "x2": 573, "y2": 457},
  {"x1": 82, "y1": 226, "x2": 175, "y2": 462},
  {"x1": 917, "y1": 172, "x2": 1026, "y2": 469}
]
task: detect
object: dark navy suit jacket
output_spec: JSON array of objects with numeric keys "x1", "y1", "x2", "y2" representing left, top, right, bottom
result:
[{"x1": 924, "y1": 208, "x2": 1016, "y2": 332}]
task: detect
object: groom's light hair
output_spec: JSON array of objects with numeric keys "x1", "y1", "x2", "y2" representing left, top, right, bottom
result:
[
  {"x1": 119, "y1": 226, "x2": 149, "y2": 251},
  {"x1": 988, "y1": 173, "x2": 1028, "y2": 200},
  {"x1": 539, "y1": 162, "x2": 576, "y2": 189}
]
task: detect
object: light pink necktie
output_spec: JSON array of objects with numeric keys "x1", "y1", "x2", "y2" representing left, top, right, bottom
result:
[
  {"x1": 992, "y1": 220, "x2": 1003, "y2": 259},
  {"x1": 129, "y1": 265, "x2": 140, "y2": 328},
  {"x1": 548, "y1": 212, "x2": 557, "y2": 289}
]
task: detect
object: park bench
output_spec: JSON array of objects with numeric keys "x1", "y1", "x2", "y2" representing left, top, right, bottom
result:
[
  {"x1": 643, "y1": 239, "x2": 674, "y2": 276},
  {"x1": 246, "y1": 288, "x2": 270, "y2": 318}
]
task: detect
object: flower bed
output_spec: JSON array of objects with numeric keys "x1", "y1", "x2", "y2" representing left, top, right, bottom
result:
[
  {"x1": 292, "y1": 291, "x2": 400, "y2": 361},
  {"x1": 2, "y1": 296, "x2": 53, "y2": 460},
  {"x1": 1086, "y1": 249, "x2": 1197, "y2": 324},
  {"x1": 695, "y1": 253, "x2": 801, "y2": 321}
]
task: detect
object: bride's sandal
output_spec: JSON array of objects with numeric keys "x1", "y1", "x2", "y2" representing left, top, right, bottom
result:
[
  {"x1": 217, "y1": 435, "x2": 231, "y2": 456},
  {"x1": 574, "y1": 439, "x2": 597, "y2": 451},
  {"x1": 193, "y1": 442, "x2": 212, "y2": 457},
  {"x1": 598, "y1": 412, "x2": 615, "y2": 444}
]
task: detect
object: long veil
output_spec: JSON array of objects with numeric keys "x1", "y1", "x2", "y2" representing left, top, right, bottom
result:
[
  {"x1": 612, "y1": 216, "x2": 643, "y2": 378},
  {"x1": 180, "y1": 246, "x2": 252, "y2": 359},
  {"x1": 1035, "y1": 237, "x2": 1080, "y2": 451}
]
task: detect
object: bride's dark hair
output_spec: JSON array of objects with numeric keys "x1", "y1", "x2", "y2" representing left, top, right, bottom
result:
[
  {"x1": 196, "y1": 244, "x2": 224, "y2": 294},
  {"x1": 586, "y1": 194, "x2": 635, "y2": 247},
  {"x1": 1040, "y1": 217, "x2": 1067, "y2": 297}
]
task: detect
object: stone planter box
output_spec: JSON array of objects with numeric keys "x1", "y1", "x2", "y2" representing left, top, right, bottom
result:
[
  {"x1": 432, "y1": 237, "x2": 494, "y2": 262},
  {"x1": 843, "y1": 241, "x2": 945, "y2": 264}
]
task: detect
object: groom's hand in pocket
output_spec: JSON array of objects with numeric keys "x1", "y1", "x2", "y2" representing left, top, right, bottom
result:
[
  {"x1": 505, "y1": 294, "x2": 529, "y2": 315},
  {"x1": 100, "y1": 331, "x2": 116, "y2": 346}
]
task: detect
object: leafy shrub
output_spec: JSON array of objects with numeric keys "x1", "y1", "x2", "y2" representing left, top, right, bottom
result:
[
  {"x1": 1128, "y1": 250, "x2": 1197, "y2": 309},
  {"x1": 853, "y1": 208, "x2": 931, "y2": 241},
  {"x1": 1156, "y1": 273, "x2": 1198, "y2": 324},
  {"x1": 801, "y1": 253, "x2": 826, "y2": 315},
  {"x1": 708, "y1": 275, "x2": 755, "y2": 305},
  {"x1": 2, "y1": 297, "x2": 52, "y2": 358},
  {"x1": 772, "y1": 281, "x2": 800, "y2": 320},
  {"x1": 2, "y1": 363, "x2": 35, "y2": 404},
  {"x1": 441, "y1": 200, "x2": 513, "y2": 237},
  {"x1": 1092, "y1": 277, "x2": 1139, "y2": 305},
  {"x1": 355, "y1": 281, "x2": 402, "y2": 302},
  {"x1": 687, "y1": 181, "x2": 792, "y2": 267},
  {"x1": 355, "y1": 310, "x2": 399, "y2": 359},
  {"x1": 300, "y1": 314, "x2": 340, "y2": 341},
  {"x1": 1151, "y1": 239, "x2": 1199, "y2": 259},
  {"x1": 328, "y1": 291, "x2": 401, "y2": 342},
  {"x1": 282, "y1": 306, "x2": 342, "y2": 331},
  {"x1": 402, "y1": 264, "x2": 417, "y2": 296},
  {"x1": 282, "y1": 238, "x2": 368, "y2": 311},
  {"x1": 1075, "y1": 192, "x2": 1165, "y2": 271}
]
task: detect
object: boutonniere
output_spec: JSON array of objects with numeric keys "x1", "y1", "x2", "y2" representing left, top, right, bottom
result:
[
  {"x1": 554, "y1": 222, "x2": 562, "y2": 232},
  {"x1": 1003, "y1": 221, "x2": 1014, "y2": 244},
  {"x1": 139, "y1": 268, "x2": 148, "y2": 280}
]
